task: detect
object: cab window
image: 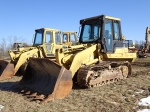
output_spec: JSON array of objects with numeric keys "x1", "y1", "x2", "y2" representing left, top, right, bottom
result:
[
  {"x1": 46, "y1": 32, "x2": 52, "y2": 43},
  {"x1": 114, "y1": 21, "x2": 120, "y2": 40},
  {"x1": 105, "y1": 20, "x2": 113, "y2": 51},
  {"x1": 70, "y1": 34, "x2": 76, "y2": 42},
  {"x1": 63, "y1": 34, "x2": 68, "y2": 42},
  {"x1": 55, "y1": 32, "x2": 61, "y2": 44}
]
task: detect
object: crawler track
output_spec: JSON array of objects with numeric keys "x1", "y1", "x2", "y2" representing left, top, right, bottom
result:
[{"x1": 77, "y1": 61, "x2": 131, "y2": 88}]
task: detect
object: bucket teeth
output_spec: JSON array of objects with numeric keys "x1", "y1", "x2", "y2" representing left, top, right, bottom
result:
[
  {"x1": 20, "y1": 88, "x2": 28, "y2": 93},
  {"x1": 20, "y1": 89, "x2": 25, "y2": 93},
  {"x1": 40, "y1": 94, "x2": 55, "y2": 104},
  {"x1": 34, "y1": 94, "x2": 45, "y2": 100},
  {"x1": 29, "y1": 92, "x2": 37, "y2": 97},
  {"x1": 25, "y1": 91, "x2": 30, "y2": 95}
]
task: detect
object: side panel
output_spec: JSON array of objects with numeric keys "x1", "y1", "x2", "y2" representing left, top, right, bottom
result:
[
  {"x1": 69, "y1": 44, "x2": 98, "y2": 77},
  {"x1": 103, "y1": 47, "x2": 136, "y2": 62}
]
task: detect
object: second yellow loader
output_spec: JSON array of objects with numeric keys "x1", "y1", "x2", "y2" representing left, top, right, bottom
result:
[{"x1": 0, "y1": 28, "x2": 78, "y2": 80}]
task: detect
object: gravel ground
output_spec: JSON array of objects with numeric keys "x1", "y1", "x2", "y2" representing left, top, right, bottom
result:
[{"x1": 0, "y1": 58, "x2": 150, "y2": 112}]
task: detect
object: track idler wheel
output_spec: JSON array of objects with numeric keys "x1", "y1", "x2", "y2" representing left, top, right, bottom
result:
[{"x1": 122, "y1": 62, "x2": 132, "y2": 77}]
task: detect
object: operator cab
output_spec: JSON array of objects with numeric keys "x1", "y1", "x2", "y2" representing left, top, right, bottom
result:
[
  {"x1": 33, "y1": 28, "x2": 61, "y2": 58},
  {"x1": 33, "y1": 28, "x2": 61, "y2": 46},
  {"x1": 62, "y1": 32, "x2": 78, "y2": 45},
  {"x1": 79, "y1": 15, "x2": 128, "y2": 53},
  {"x1": 128, "y1": 40, "x2": 134, "y2": 47},
  {"x1": 125, "y1": 40, "x2": 134, "y2": 48}
]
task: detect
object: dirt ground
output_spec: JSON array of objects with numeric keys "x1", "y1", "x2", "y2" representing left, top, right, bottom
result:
[{"x1": 1, "y1": 58, "x2": 150, "y2": 112}]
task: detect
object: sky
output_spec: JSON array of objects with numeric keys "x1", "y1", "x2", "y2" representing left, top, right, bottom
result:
[{"x1": 0, "y1": 0, "x2": 150, "y2": 44}]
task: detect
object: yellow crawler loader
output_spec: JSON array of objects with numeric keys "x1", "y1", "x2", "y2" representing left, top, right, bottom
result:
[
  {"x1": 16, "y1": 15, "x2": 137, "y2": 103},
  {"x1": 0, "y1": 28, "x2": 78, "y2": 80}
]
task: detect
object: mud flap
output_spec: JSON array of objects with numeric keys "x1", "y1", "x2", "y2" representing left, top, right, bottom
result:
[
  {"x1": 0, "y1": 60, "x2": 15, "y2": 81},
  {"x1": 17, "y1": 58, "x2": 73, "y2": 103}
]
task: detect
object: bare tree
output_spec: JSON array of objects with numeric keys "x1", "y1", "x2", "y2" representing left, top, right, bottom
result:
[
  {"x1": 7, "y1": 36, "x2": 13, "y2": 49},
  {"x1": 0, "y1": 38, "x2": 7, "y2": 58},
  {"x1": 135, "y1": 40, "x2": 139, "y2": 48}
]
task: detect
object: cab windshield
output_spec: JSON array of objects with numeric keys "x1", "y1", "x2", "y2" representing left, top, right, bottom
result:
[
  {"x1": 128, "y1": 40, "x2": 133, "y2": 47},
  {"x1": 33, "y1": 30, "x2": 43, "y2": 45},
  {"x1": 80, "y1": 24, "x2": 101, "y2": 42}
]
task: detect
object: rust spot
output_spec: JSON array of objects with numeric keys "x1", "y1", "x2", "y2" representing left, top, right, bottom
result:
[{"x1": 0, "y1": 60, "x2": 15, "y2": 80}]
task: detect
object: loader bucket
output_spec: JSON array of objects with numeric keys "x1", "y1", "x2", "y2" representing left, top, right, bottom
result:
[
  {"x1": 0, "y1": 60, "x2": 15, "y2": 81},
  {"x1": 17, "y1": 58, "x2": 73, "y2": 103}
]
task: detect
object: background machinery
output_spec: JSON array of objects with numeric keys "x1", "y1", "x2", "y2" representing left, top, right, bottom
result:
[
  {"x1": 144, "y1": 27, "x2": 150, "y2": 51},
  {"x1": 121, "y1": 35, "x2": 137, "y2": 53},
  {"x1": 13, "y1": 43, "x2": 31, "y2": 50},
  {"x1": 0, "y1": 28, "x2": 78, "y2": 80},
  {"x1": 16, "y1": 15, "x2": 136, "y2": 103},
  {"x1": 125, "y1": 40, "x2": 138, "y2": 53},
  {"x1": 137, "y1": 27, "x2": 150, "y2": 58}
]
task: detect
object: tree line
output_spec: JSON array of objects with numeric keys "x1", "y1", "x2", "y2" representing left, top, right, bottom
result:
[{"x1": 134, "y1": 40, "x2": 149, "y2": 49}]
